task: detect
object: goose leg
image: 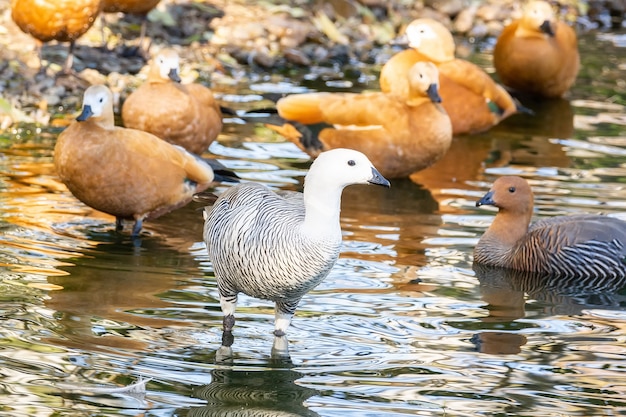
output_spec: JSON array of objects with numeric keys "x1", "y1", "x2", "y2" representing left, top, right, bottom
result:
[
  {"x1": 220, "y1": 292, "x2": 238, "y2": 332},
  {"x1": 274, "y1": 299, "x2": 300, "y2": 336}
]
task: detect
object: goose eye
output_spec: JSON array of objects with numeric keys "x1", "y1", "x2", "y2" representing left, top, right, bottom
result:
[
  {"x1": 347, "y1": 160, "x2": 356, "y2": 166},
  {"x1": 508, "y1": 187, "x2": 516, "y2": 193},
  {"x1": 99, "y1": 97, "x2": 104, "y2": 103}
]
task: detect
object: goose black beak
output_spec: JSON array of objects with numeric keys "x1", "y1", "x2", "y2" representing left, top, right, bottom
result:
[{"x1": 369, "y1": 167, "x2": 391, "y2": 188}]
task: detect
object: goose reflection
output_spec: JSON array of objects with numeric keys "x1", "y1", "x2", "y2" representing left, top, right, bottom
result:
[
  {"x1": 472, "y1": 263, "x2": 626, "y2": 354},
  {"x1": 183, "y1": 340, "x2": 320, "y2": 417}
]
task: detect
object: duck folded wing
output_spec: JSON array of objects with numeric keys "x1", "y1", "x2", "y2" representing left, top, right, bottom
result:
[
  {"x1": 119, "y1": 127, "x2": 215, "y2": 184},
  {"x1": 277, "y1": 92, "x2": 404, "y2": 127},
  {"x1": 437, "y1": 59, "x2": 518, "y2": 117},
  {"x1": 517, "y1": 216, "x2": 626, "y2": 275}
]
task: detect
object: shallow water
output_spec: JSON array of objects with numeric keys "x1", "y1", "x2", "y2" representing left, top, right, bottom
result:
[{"x1": 1, "y1": 31, "x2": 626, "y2": 416}]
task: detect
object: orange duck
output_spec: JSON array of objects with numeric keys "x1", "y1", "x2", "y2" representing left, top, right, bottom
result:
[
  {"x1": 268, "y1": 61, "x2": 452, "y2": 179},
  {"x1": 494, "y1": 0, "x2": 580, "y2": 98},
  {"x1": 11, "y1": 0, "x2": 103, "y2": 73},
  {"x1": 474, "y1": 176, "x2": 626, "y2": 279},
  {"x1": 121, "y1": 49, "x2": 223, "y2": 155},
  {"x1": 55, "y1": 84, "x2": 235, "y2": 237},
  {"x1": 380, "y1": 18, "x2": 520, "y2": 135}
]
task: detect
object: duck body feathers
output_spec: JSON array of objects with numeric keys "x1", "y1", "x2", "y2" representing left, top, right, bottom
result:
[
  {"x1": 380, "y1": 31, "x2": 519, "y2": 135},
  {"x1": 11, "y1": 0, "x2": 103, "y2": 43},
  {"x1": 122, "y1": 49, "x2": 223, "y2": 155},
  {"x1": 122, "y1": 79, "x2": 222, "y2": 155},
  {"x1": 476, "y1": 214, "x2": 626, "y2": 279},
  {"x1": 55, "y1": 119, "x2": 215, "y2": 223},
  {"x1": 273, "y1": 63, "x2": 452, "y2": 179},
  {"x1": 275, "y1": 92, "x2": 451, "y2": 178},
  {"x1": 475, "y1": 176, "x2": 626, "y2": 280},
  {"x1": 494, "y1": 2, "x2": 580, "y2": 98},
  {"x1": 204, "y1": 182, "x2": 340, "y2": 303}
]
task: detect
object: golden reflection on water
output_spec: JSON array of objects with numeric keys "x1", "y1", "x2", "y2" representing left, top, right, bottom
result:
[{"x1": 0, "y1": 31, "x2": 625, "y2": 417}]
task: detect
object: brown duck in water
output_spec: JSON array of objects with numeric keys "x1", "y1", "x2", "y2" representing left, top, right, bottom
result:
[
  {"x1": 474, "y1": 176, "x2": 626, "y2": 279},
  {"x1": 494, "y1": 0, "x2": 580, "y2": 98},
  {"x1": 11, "y1": 0, "x2": 103, "y2": 73},
  {"x1": 55, "y1": 84, "x2": 235, "y2": 237},
  {"x1": 268, "y1": 61, "x2": 452, "y2": 179},
  {"x1": 380, "y1": 18, "x2": 521, "y2": 135},
  {"x1": 121, "y1": 49, "x2": 223, "y2": 155}
]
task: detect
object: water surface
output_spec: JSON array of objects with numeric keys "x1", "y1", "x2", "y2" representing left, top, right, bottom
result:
[{"x1": 0, "y1": 31, "x2": 626, "y2": 416}]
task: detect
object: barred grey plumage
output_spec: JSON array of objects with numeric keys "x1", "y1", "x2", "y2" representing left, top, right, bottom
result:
[
  {"x1": 474, "y1": 176, "x2": 626, "y2": 280},
  {"x1": 202, "y1": 148, "x2": 390, "y2": 337}
]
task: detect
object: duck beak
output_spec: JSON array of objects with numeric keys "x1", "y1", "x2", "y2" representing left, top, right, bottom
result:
[
  {"x1": 390, "y1": 33, "x2": 409, "y2": 46},
  {"x1": 426, "y1": 83, "x2": 442, "y2": 103},
  {"x1": 368, "y1": 167, "x2": 391, "y2": 188},
  {"x1": 76, "y1": 105, "x2": 94, "y2": 121},
  {"x1": 539, "y1": 20, "x2": 555, "y2": 36},
  {"x1": 476, "y1": 190, "x2": 495, "y2": 207},
  {"x1": 168, "y1": 68, "x2": 182, "y2": 83}
]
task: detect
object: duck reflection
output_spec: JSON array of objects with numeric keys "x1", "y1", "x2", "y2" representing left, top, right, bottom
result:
[
  {"x1": 493, "y1": 95, "x2": 575, "y2": 140},
  {"x1": 472, "y1": 263, "x2": 626, "y2": 354},
  {"x1": 44, "y1": 239, "x2": 202, "y2": 353},
  {"x1": 184, "y1": 339, "x2": 320, "y2": 417}
]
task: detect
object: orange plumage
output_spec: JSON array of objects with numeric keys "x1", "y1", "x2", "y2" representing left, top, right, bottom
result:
[
  {"x1": 494, "y1": 0, "x2": 580, "y2": 98},
  {"x1": 55, "y1": 85, "x2": 222, "y2": 236},
  {"x1": 103, "y1": 0, "x2": 160, "y2": 14},
  {"x1": 380, "y1": 18, "x2": 520, "y2": 135},
  {"x1": 10, "y1": 0, "x2": 103, "y2": 72},
  {"x1": 270, "y1": 61, "x2": 453, "y2": 179},
  {"x1": 121, "y1": 49, "x2": 223, "y2": 155}
]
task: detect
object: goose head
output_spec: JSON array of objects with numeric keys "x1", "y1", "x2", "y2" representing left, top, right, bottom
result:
[{"x1": 305, "y1": 148, "x2": 391, "y2": 191}]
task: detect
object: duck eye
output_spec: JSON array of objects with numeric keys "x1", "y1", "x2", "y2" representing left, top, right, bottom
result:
[
  {"x1": 508, "y1": 187, "x2": 516, "y2": 193},
  {"x1": 347, "y1": 160, "x2": 356, "y2": 166}
]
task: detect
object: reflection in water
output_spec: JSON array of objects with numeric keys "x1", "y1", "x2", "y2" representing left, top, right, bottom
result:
[
  {"x1": 45, "y1": 239, "x2": 202, "y2": 353},
  {"x1": 473, "y1": 263, "x2": 626, "y2": 354},
  {"x1": 493, "y1": 95, "x2": 575, "y2": 140},
  {"x1": 182, "y1": 352, "x2": 320, "y2": 417},
  {"x1": 0, "y1": 31, "x2": 624, "y2": 417}
]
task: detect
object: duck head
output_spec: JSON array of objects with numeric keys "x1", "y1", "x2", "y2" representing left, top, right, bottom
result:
[
  {"x1": 76, "y1": 85, "x2": 115, "y2": 126},
  {"x1": 523, "y1": 1, "x2": 557, "y2": 37},
  {"x1": 403, "y1": 18, "x2": 455, "y2": 63},
  {"x1": 150, "y1": 48, "x2": 182, "y2": 83}
]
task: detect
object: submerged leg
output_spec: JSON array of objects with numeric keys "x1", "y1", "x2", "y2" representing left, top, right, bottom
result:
[
  {"x1": 131, "y1": 218, "x2": 143, "y2": 237},
  {"x1": 115, "y1": 217, "x2": 124, "y2": 232},
  {"x1": 274, "y1": 299, "x2": 301, "y2": 336}
]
